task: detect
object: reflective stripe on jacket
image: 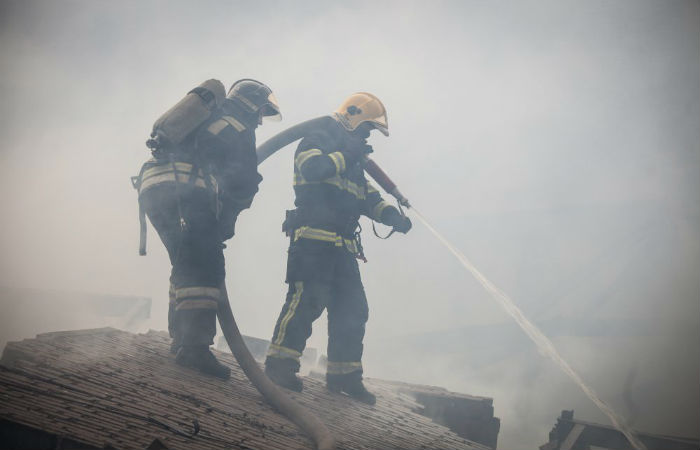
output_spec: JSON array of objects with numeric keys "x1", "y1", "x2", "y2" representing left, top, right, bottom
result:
[
  {"x1": 290, "y1": 121, "x2": 393, "y2": 235},
  {"x1": 293, "y1": 226, "x2": 359, "y2": 254},
  {"x1": 138, "y1": 161, "x2": 218, "y2": 195}
]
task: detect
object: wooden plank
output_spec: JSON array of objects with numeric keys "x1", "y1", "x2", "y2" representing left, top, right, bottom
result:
[{"x1": 561, "y1": 423, "x2": 586, "y2": 450}]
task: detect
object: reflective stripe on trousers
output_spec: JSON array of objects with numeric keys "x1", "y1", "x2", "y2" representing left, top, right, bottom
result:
[
  {"x1": 326, "y1": 361, "x2": 363, "y2": 375},
  {"x1": 266, "y1": 250, "x2": 369, "y2": 374},
  {"x1": 274, "y1": 281, "x2": 304, "y2": 346},
  {"x1": 139, "y1": 181, "x2": 223, "y2": 347},
  {"x1": 266, "y1": 343, "x2": 303, "y2": 362},
  {"x1": 175, "y1": 286, "x2": 220, "y2": 311}
]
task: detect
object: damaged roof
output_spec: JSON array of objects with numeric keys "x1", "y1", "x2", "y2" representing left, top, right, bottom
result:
[
  {"x1": 540, "y1": 410, "x2": 700, "y2": 450},
  {"x1": 0, "y1": 328, "x2": 492, "y2": 450}
]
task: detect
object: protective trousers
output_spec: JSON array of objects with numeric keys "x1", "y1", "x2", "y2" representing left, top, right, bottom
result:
[
  {"x1": 139, "y1": 183, "x2": 224, "y2": 347},
  {"x1": 267, "y1": 239, "x2": 369, "y2": 376}
]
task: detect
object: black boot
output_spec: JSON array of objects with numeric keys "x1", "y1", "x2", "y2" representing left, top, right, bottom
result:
[
  {"x1": 327, "y1": 371, "x2": 376, "y2": 405},
  {"x1": 176, "y1": 346, "x2": 230, "y2": 380},
  {"x1": 264, "y1": 357, "x2": 303, "y2": 392}
]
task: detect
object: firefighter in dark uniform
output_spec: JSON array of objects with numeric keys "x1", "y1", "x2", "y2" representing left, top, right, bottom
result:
[
  {"x1": 264, "y1": 93, "x2": 411, "y2": 404},
  {"x1": 137, "y1": 79, "x2": 281, "y2": 379}
]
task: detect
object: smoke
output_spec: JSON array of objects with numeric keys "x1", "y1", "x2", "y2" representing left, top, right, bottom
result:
[
  {"x1": 412, "y1": 207, "x2": 649, "y2": 448},
  {"x1": 1, "y1": 1, "x2": 698, "y2": 449}
]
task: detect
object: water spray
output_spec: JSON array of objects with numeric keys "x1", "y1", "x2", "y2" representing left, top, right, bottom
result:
[
  {"x1": 256, "y1": 121, "x2": 646, "y2": 449},
  {"x1": 365, "y1": 160, "x2": 647, "y2": 450}
]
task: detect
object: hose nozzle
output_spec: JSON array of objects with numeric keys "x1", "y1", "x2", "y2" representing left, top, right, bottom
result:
[
  {"x1": 390, "y1": 187, "x2": 411, "y2": 209},
  {"x1": 364, "y1": 158, "x2": 410, "y2": 209}
]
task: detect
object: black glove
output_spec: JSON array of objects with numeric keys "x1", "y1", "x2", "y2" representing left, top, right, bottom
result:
[
  {"x1": 342, "y1": 142, "x2": 373, "y2": 166},
  {"x1": 391, "y1": 215, "x2": 412, "y2": 234},
  {"x1": 218, "y1": 209, "x2": 239, "y2": 241}
]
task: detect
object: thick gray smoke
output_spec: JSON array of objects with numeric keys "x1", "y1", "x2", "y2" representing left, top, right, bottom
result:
[{"x1": 1, "y1": 1, "x2": 698, "y2": 449}]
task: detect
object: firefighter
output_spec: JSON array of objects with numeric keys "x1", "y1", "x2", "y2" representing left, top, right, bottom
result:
[
  {"x1": 137, "y1": 79, "x2": 281, "y2": 379},
  {"x1": 264, "y1": 93, "x2": 411, "y2": 404}
]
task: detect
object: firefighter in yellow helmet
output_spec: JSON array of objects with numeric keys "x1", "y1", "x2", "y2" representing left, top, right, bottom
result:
[{"x1": 264, "y1": 93, "x2": 411, "y2": 404}]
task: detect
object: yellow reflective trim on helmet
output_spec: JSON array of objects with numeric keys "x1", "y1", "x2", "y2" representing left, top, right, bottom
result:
[
  {"x1": 326, "y1": 361, "x2": 363, "y2": 375},
  {"x1": 295, "y1": 149, "x2": 323, "y2": 169},
  {"x1": 274, "y1": 282, "x2": 304, "y2": 346}
]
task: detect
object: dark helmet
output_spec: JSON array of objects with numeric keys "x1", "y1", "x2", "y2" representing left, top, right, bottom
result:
[{"x1": 226, "y1": 79, "x2": 281, "y2": 121}]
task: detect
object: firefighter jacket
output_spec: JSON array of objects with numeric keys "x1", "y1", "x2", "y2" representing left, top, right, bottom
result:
[
  {"x1": 138, "y1": 106, "x2": 262, "y2": 241},
  {"x1": 286, "y1": 117, "x2": 401, "y2": 253}
]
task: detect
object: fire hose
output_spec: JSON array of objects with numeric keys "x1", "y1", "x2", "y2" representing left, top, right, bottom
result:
[{"x1": 217, "y1": 284, "x2": 335, "y2": 450}]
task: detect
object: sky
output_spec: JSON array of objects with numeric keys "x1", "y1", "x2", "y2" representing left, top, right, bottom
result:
[{"x1": 0, "y1": 1, "x2": 698, "y2": 448}]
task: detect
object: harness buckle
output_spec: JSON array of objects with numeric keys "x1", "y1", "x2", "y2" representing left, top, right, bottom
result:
[{"x1": 351, "y1": 223, "x2": 367, "y2": 263}]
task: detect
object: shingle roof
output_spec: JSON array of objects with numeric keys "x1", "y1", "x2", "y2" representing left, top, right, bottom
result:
[{"x1": 0, "y1": 328, "x2": 491, "y2": 450}]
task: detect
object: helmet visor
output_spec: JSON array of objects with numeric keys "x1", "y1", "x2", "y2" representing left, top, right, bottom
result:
[
  {"x1": 261, "y1": 92, "x2": 282, "y2": 121},
  {"x1": 369, "y1": 112, "x2": 389, "y2": 136}
]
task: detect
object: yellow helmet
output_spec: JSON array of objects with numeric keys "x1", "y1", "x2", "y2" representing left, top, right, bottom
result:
[{"x1": 333, "y1": 92, "x2": 389, "y2": 136}]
